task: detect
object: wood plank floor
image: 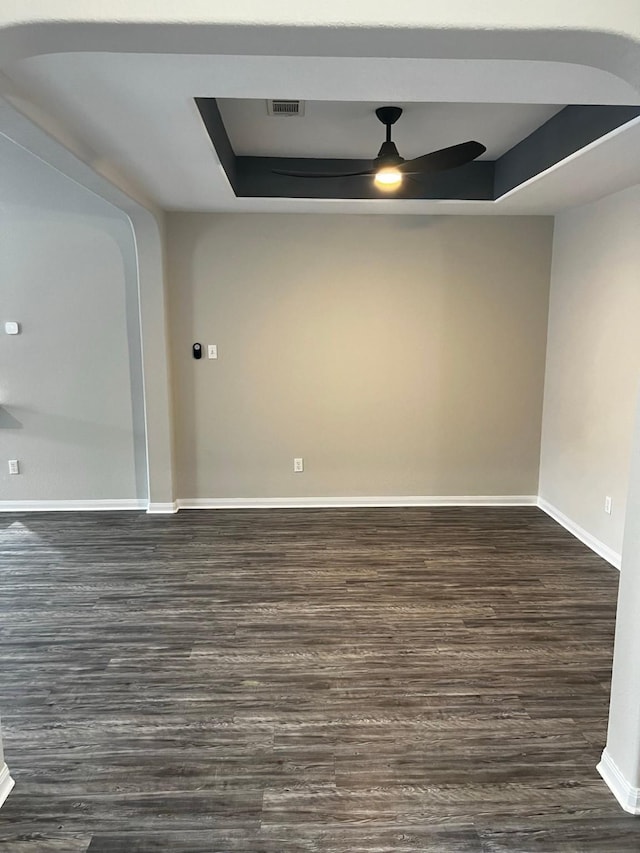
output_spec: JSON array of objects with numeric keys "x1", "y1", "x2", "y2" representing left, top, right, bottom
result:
[{"x1": 0, "y1": 507, "x2": 638, "y2": 852}]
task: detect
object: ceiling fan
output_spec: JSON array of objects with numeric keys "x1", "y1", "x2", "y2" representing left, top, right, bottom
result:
[{"x1": 273, "y1": 106, "x2": 486, "y2": 191}]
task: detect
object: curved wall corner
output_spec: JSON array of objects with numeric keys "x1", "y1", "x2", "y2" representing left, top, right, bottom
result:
[{"x1": 127, "y1": 206, "x2": 176, "y2": 507}]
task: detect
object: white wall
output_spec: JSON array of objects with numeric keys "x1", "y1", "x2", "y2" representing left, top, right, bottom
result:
[
  {"x1": 0, "y1": 717, "x2": 13, "y2": 808},
  {"x1": 0, "y1": 135, "x2": 147, "y2": 504},
  {"x1": 539, "y1": 184, "x2": 640, "y2": 558},
  {"x1": 167, "y1": 212, "x2": 553, "y2": 501},
  {"x1": 601, "y1": 384, "x2": 640, "y2": 805}
]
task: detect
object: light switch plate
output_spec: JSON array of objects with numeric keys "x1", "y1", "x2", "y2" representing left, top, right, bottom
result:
[
  {"x1": 5, "y1": 321, "x2": 19, "y2": 335},
  {"x1": 208, "y1": 344, "x2": 218, "y2": 359}
]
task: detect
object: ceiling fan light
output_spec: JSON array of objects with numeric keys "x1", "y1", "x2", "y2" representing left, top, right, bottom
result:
[{"x1": 374, "y1": 167, "x2": 403, "y2": 190}]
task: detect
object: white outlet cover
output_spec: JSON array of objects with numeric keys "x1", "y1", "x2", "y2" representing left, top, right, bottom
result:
[{"x1": 5, "y1": 321, "x2": 19, "y2": 335}]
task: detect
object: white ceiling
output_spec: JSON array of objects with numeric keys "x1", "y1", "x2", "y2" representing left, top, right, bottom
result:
[
  {"x1": 4, "y1": 51, "x2": 640, "y2": 214},
  {"x1": 218, "y1": 100, "x2": 562, "y2": 160}
]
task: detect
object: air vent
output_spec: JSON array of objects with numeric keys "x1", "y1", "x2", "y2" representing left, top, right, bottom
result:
[{"x1": 267, "y1": 99, "x2": 305, "y2": 117}]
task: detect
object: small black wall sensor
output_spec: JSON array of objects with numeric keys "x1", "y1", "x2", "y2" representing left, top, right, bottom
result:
[{"x1": 193, "y1": 343, "x2": 202, "y2": 359}]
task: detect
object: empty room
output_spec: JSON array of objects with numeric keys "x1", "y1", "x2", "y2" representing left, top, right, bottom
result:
[{"x1": 1, "y1": 5, "x2": 640, "y2": 853}]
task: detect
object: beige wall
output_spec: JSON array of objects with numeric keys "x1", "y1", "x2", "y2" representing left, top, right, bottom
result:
[
  {"x1": 167, "y1": 213, "x2": 553, "y2": 500},
  {"x1": 539, "y1": 185, "x2": 640, "y2": 556}
]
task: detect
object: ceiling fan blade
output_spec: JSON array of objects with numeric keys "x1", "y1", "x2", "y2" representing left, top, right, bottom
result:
[
  {"x1": 273, "y1": 169, "x2": 374, "y2": 179},
  {"x1": 399, "y1": 141, "x2": 486, "y2": 174}
]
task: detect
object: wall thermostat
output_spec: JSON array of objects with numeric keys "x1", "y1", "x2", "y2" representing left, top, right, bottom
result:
[
  {"x1": 192, "y1": 343, "x2": 202, "y2": 359},
  {"x1": 5, "y1": 321, "x2": 20, "y2": 335}
]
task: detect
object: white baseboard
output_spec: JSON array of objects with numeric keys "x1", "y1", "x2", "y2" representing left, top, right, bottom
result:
[
  {"x1": 537, "y1": 498, "x2": 621, "y2": 569},
  {"x1": 177, "y1": 495, "x2": 538, "y2": 510},
  {"x1": 147, "y1": 501, "x2": 179, "y2": 514},
  {"x1": 0, "y1": 763, "x2": 15, "y2": 809},
  {"x1": 0, "y1": 499, "x2": 147, "y2": 512},
  {"x1": 0, "y1": 495, "x2": 538, "y2": 513},
  {"x1": 597, "y1": 749, "x2": 640, "y2": 814}
]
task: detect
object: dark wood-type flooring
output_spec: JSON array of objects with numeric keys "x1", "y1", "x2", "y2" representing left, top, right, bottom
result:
[{"x1": 0, "y1": 507, "x2": 638, "y2": 852}]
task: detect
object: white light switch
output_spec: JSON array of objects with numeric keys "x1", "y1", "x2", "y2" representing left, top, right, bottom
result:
[
  {"x1": 8, "y1": 460, "x2": 20, "y2": 475},
  {"x1": 5, "y1": 321, "x2": 19, "y2": 335},
  {"x1": 207, "y1": 344, "x2": 218, "y2": 359}
]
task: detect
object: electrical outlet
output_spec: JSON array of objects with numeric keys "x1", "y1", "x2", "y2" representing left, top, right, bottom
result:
[
  {"x1": 293, "y1": 457, "x2": 304, "y2": 473},
  {"x1": 605, "y1": 496, "x2": 612, "y2": 515},
  {"x1": 8, "y1": 459, "x2": 20, "y2": 475}
]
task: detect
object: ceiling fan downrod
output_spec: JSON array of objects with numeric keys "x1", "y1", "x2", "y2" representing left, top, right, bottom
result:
[{"x1": 375, "y1": 107, "x2": 404, "y2": 168}]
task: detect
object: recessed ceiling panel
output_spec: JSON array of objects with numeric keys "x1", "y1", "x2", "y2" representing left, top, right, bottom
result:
[
  {"x1": 217, "y1": 100, "x2": 563, "y2": 160},
  {"x1": 198, "y1": 98, "x2": 640, "y2": 202}
]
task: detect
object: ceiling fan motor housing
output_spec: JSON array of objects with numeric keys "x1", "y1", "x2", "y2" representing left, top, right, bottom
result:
[{"x1": 375, "y1": 139, "x2": 404, "y2": 168}]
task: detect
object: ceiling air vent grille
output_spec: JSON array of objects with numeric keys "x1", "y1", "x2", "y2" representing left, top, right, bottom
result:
[{"x1": 267, "y1": 99, "x2": 305, "y2": 117}]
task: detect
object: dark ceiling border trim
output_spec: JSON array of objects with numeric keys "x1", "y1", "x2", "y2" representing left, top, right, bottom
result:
[
  {"x1": 235, "y1": 156, "x2": 494, "y2": 200},
  {"x1": 195, "y1": 98, "x2": 237, "y2": 191},
  {"x1": 494, "y1": 104, "x2": 640, "y2": 198},
  {"x1": 195, "y1": 99, "x2": 640, "y2": 202}
]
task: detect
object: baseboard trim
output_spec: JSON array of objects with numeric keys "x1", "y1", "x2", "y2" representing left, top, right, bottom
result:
[
  {"x1": 0, "y1": 499, "x2": 147, "y2": 513},
  {"x1": 537, "y1": 498, "x2": 621, "y2": 569},
  {"x1": 0, "y1": 763, "x2": 15, "y2": 809},
  {"x1": 147, "y1": 501, "x2": 179, "y2": 514},
  {"x1": 597, "y1": 749, "x2": 640, "y2": 814},
  {"x1": 177, "y1": 495, "x2": 538, "y2": 510}
]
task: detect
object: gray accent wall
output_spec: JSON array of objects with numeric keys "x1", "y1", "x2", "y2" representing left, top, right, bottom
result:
[
  {"x1": 0, "y1": 135, "x2": 147, "y2": 503},
  {"x1": 539, "y1": 184, "x2": 640, "y2": 556},
  {"x1": 167, "y1": 212, "x2": 553, "y2": 500}
]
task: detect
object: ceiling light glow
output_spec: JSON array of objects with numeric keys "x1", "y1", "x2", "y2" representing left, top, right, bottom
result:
[{"x1": 374, "y1": 168, "x2": 403, "y2": 191}]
